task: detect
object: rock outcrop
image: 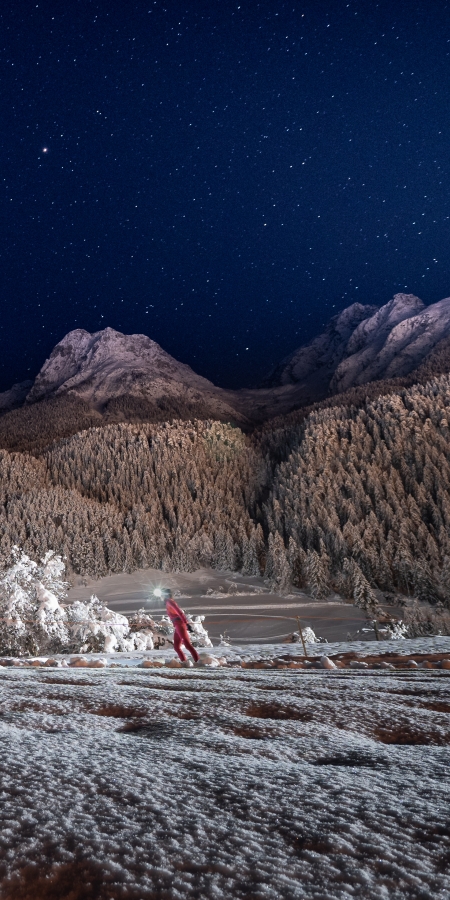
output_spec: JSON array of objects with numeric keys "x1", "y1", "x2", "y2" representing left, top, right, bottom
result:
[
  {"x1": 332, "y1": 295, "x2": 450, "y2": 392},
  {"x1": 262, "y1": 303, "x2": 379, "y2": 388}
]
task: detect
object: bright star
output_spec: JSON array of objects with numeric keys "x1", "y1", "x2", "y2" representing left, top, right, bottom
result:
[{"x1": 42, "y1": 147, "x2": 48, "y2": 153}]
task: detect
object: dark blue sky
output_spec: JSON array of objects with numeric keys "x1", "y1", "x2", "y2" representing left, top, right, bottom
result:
[{"x1": 1, "y1": 0, "x2": 450, "y2": 390}]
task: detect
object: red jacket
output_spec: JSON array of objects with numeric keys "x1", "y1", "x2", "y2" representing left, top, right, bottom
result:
[{"x1": 165, "y1": 597, "x2": 189, "y2": 627}]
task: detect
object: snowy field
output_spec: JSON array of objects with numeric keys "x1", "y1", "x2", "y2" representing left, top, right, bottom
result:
[
  {"x1": 68, "y1": 566, "x2": 373, "y2": 644},
  {"x1": 0, "y1": 647, "x2": 449, "y2": 899}
]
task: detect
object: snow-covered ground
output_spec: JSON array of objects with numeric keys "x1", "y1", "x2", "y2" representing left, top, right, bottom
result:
[{"x1": 0, "y1": 646, "x2": 449, "y2": 899}]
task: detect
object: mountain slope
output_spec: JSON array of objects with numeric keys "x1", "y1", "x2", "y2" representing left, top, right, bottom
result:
[
  {"x1": 1, "y1": 377, "x2": 450, "y2": 625},
  {"x1": 261, "y1": 302, "x2": 379, "y2": 392},
  {"x1": 25, "y1": 325, "x2": 354, "y2": 425},
  {"x1": 0, "y1": 420, "x2": 264, "y2": 579},
  {"x1": 267, "y1": 292, "x2": 450, "y2": 401},
  {"x1": 259, "y1": 373, "x2": 450, "y2": 623},
  {"x1": 0, "y1": 380, "x2": 33, "y2": 411}
]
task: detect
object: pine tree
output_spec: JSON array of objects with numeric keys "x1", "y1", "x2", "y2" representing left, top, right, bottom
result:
[
  {"x1": 241, "y1": 527, "x2": 261, "y2": 576},
  {"x1": 392, "y1": 541, "x2": 415, "y2": 595},
  {"x1": 0, "y1": 548, "x2": 69, "y2": 656},
  {"x1": 265, "y1": 533, "x2": 290, "y2": 592},
  {"x1": 287, "y1": 536, "x2": 306, "y2": 588},
  {"x1": 413, "y1": 560, "x2": 438, "y2": 604},
  {"x1": 305, "y1": 550, "x2": 329, "y2": 600},
  {"x1": 343, "y1": 558, "x2": 379, "y2": 616},
  {"x1": 439, "y1": 555, "x2": 450, "y2": 607}
]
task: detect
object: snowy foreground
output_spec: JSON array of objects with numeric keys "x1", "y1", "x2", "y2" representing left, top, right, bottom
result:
[{"x1": 0, "y1": 639, "x2": 449, "y2": 900}]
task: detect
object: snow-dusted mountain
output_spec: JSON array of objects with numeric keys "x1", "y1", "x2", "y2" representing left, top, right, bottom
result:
[
  {"x1": 24, "y1": 327, "x2": 244, "y2": 421},
  {"x1": 261, "y1": 302, "x2": 379, "y2": 394},
  {"x1": 19, "y1": 325, "x2": 344, "y2": 423},
  {"x1": 27, "y1": 327, "x2": 218, "y2": 404},
  {"x1": 331, "y1": 294, "x2": 450, "y2": 392},
  {"x1": 265, "y1": 292, "x2": 450, "y2": 400}
]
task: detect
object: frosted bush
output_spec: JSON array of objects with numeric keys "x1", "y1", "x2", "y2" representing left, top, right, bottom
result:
[
  {"x1": 378, "y1": 620, "x2": 408, "y2": 640},
  {"x1": 136, "y1": 610, "x2": 213, "y2": 651},
  {"x1": 0, "y1": 547, "x2": 69, "y2": 656},
  {"x1": 289, "y1": 626, "x2": 324, "y2": 644},
  {"x1": 188, "y1": 614, "x2": 213, "y2": 648},
  {"x1": 66, "y1": 595, "x2": 130, "y2": 653}
]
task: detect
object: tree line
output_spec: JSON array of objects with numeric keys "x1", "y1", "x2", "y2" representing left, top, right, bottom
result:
[{"x1": 0, "y1": 421, "x2": 265, "y2": 579}]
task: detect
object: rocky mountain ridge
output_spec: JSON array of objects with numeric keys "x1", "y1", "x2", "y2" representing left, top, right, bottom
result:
[{"x1": 266, "y1": 292, "x2": 450, "y2": 400}]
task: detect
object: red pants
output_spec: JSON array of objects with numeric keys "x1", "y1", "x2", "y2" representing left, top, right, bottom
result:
[{"x1": 173, "y1": 622, "x2": 199, "y2": 663}]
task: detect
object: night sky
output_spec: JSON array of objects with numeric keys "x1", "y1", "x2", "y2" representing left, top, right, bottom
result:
[{"x1": 1, "y1": 1, "x2": 450, "y2": 391}]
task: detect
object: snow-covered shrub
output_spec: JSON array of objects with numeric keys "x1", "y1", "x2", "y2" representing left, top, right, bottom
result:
[
  {"x1": 130, "y1": 609, "x2": 213, "y2": 650},
  {"x1": 125, "y1": 609, "x2": 158, "y2": 651},
  {"x1": 0, "y1": 547, "x2": 69, "y2": 656},
  {"x1": 65, "y1": 595, "x2": 130, "y2": 653},
  {"x1": 289, "y1": 626, "x2": 326, "y2": 644},
  {"x1": 401, "y1": 601, "x2": 450, "y2": 638},
  {"x1": 146, "y1": 614, "x2": 174, "y2": 650},
  {"x1": 377, "y1": 621, "x2": 408, "y2": 640},
  {"x1": 188, "y1": 614, "x2": 213, "y2": 648}
]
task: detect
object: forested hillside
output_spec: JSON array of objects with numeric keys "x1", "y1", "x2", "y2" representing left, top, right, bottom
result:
[
  {"x1": 0, "y1": 421, "x2": 265, "y2": 578},
  {"x1": 1, "y1": 375, "x2": 450, "y2": 624},
  {"x1": 0, "y1": 393, "x2": 230, "y2": 455},
  {"x1": 262, "y1": 375, "x2": 450, "y2": 612}
]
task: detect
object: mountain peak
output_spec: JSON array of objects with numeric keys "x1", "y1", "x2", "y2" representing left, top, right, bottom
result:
[
  {"x1": 4, "y1": 291, "x2": 450, "y2": 428},
  {"x1": 25, "y1": 327, "x2": 218, "y2": 409}
]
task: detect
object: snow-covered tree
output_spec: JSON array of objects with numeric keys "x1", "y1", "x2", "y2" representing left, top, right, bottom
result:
[
  {"x1": 305, "y1": 550, "x2": 329, "y2": 600},
  {"x1": 343, "y1": 558, "x2": 380, "y2": 617},
  {"x1": 0, "y1": 547, "x2": 69, "y2": 656},
  {"x1": 264, "y1": 533, "x2": 290, "y2": 591}
]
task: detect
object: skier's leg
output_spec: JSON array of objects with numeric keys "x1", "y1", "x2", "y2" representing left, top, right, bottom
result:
[
  {"x1": 179, "y1": 624, "x2": 199, "y2": 663},
  {"x1": 173, "y1": 627, "x2": 187, "y2": 661}
]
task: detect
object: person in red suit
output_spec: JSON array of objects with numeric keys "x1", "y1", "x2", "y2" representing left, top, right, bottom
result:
[{"x1": 161, "y1": 588, "x2": 199, "y2": 663}]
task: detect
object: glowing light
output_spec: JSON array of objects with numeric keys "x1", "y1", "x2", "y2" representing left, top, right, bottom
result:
[{"x1": 153, "y1": 588, "x2": 162, "y2": 598}]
